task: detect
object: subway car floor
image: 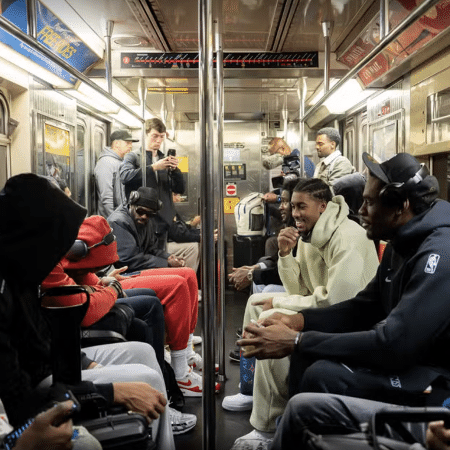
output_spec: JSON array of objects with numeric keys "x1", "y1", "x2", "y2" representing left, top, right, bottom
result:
[{"x1": 173, "y1": 288, "x2": 254, "y2": 450}]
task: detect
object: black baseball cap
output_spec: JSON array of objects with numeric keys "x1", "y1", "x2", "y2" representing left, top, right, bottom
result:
[
  {"x1": 362, "y1": 152, "x2": 423, "y2": 185},
  {"x1": 362, "y1": 152, "x2": 439, "y2": 200},
  {"x1": 110, "y1": 129, "x2": 139, "y2": 142}
]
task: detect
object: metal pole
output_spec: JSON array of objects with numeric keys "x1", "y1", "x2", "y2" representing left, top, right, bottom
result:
[
  {"x1": 199, "y1": 0, "x2": 216, "y2": 448},
  {"x1": 321, "y1": 21, "x2": 331, "y2": 93},
  {"x1": 0, "y1": 14, "x2": 144, "y2": 123},
  {"x1": 303, "y1": 0, "x2": 441, "y2": 122},
  {"x1": 298, "y1": 77, "x2": 307, "y2": 177},
  {"x1": 104, "y1": 21, "x2": 114, "y2": 95},
  {"x1": 26, "y1": 0, "x2": 37, "y2": 39},
  {"x1": 379, "y1": 0, "x2": 390, "y2": 40},
  {"x1": 215, "y1": 18, "x2": 226, "y2": 384},
  {"x1": 138, "y1": 78, "x2": 147, "y2": 188}
]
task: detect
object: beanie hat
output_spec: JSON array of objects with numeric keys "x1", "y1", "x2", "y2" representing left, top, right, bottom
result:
[
  {"x1": 129, "y1": 187, "x2": 162, "y2": 211},
  {"x1": 62, "y1": 215, "x2": 119, "y2": 270}
]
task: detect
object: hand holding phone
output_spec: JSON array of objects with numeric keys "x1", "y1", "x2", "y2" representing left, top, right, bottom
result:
[{"x1": 3, "y1": 392, "x2": 80, "y2": 450}]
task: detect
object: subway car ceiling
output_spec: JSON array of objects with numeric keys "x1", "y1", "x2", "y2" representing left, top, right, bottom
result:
[{"x1": 1, "y1": 0, "x2": 450, "y2": 134}]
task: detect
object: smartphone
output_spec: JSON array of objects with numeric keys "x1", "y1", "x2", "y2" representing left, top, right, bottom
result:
[
  {"x1": 52, "y1": 391, "x2": 81, "y2": 426},
  {"x1": 167, "y1": 149, "x2": 176, "y2": 157}
]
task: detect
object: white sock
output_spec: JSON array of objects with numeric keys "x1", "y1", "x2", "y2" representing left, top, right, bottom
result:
[
  {"x1": 171, "y1": 348, "x2": 190, "y2": 379},
  {"x1": 187, "y1": 333, "x2": 196, "y2": 357}
]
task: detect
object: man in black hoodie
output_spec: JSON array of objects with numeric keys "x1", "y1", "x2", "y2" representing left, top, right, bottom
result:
[
  {"x1": 234, "y1": 152, "x2": 450, "y2": 450},
  {"x1": 0, "y1": 174, "x2": 175, "y2": 449}
]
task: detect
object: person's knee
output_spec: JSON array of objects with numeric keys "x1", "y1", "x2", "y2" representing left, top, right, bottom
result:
[{"x1": 301, "y1": 360, "x2": 345, "y2": 393}]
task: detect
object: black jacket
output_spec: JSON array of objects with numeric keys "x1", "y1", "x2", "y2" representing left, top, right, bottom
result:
[
  {"x1": 119, "y1": 150, "x2": 185, "y2": 227},
  {"x1": 299, "y1": 200, "x2": 450, "y2": 379},
  {"x1": 0, "y1": 174, "x2": 111, "y2": 425},
  {"x1": 108, "y1": 205, "x2": 170, "y2": 271}
]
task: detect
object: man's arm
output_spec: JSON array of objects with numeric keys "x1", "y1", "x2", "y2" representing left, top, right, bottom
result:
[
  {"x1": 169, "y1": 167, "x2": 185, "y2": 194},
  {"x1": 118, "y1": 152, "x2": 143, "y2": 185}
]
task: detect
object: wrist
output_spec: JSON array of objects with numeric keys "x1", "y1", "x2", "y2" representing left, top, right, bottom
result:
[{"x1": 294, "y1": 332, "x2": 302, "y2": 347}]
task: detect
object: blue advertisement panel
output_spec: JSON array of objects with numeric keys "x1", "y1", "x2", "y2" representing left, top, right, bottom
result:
[
  {"x1": 0, "y1": 0, "x2": 27, "y2": 32},
  {"x1": 0, "y1": 0, "x2": 99, "y2": 84},
  {"x1": 36, "y1": 1, "x2": 99, "y2": 73}
]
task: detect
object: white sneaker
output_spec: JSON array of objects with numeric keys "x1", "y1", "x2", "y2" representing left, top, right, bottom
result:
[
  {"x1": 176, "y1": 368, "x2": 221, "y2": 397},
  {"x1": 192, "y1": 335, "x2": 202, "y2": 345},
  {"x1": 222, "y1": 393, "x2": 253, "y2": 412},
  {"x1": 188, "y1": 353, "x2": 219, "y2": 373},
  {"x1": 168, "y1": 406, "x2": 197, "y2": 435},
  {"x1": 230, "y1": 430, "x2": 274, "y2": 450}
]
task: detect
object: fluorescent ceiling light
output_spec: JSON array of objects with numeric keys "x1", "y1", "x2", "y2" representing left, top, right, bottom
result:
[
  {"x1": 91, "y1": 79, "x2": 140, "y2": 107},
  {"x1": 0, "y1": 41, "x2": 73, "y2": 89},
  {"x1": 309, "y1": 78, "x2": 376, "y2": 114},
  {"x1": 110, "y1": 108, "x2": 143, "y2": 128},
  {"x1": 67, "y1": 82, "x2": 120, "y2": 113},
  {"x1": 323, "y1": 79, "x2": 376, "y2": 114}
]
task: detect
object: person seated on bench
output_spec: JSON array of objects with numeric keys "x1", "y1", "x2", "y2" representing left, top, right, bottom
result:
[
  {"x1": 236, "y1": 153, "x2": 449, "y2": 450},
  {"x1": 43, "y1": 214, "x2": 217, "y2": 398},
  {"x1": 0, "y1": 173, "x2": 176, "y2": 449},
  {"x1": 229, "y1": 178, "x2": 379, "y2": 450}
]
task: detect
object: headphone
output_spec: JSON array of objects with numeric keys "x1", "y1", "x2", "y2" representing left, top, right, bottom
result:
[
  {"x1": 65, "y1": 231, "x2": 116, "y2": 262},
  {"x1": 128, "y1": 190, "x2": 163, "y2": 211},
  {"x1": 379, "y1": 164, "x2": 429, "y2": 207}
]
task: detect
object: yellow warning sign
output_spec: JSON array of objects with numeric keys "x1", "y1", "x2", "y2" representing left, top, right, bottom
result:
[
  {"x1": 224, "y1": 197, "x2": 240, "y2": 214},
  {"x1": 177, "y1": 156, "x2": 188, "y2": 173}
]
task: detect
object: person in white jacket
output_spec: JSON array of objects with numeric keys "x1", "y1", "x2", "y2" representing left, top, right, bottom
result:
[{"x1": 230, "y1": 177, "x2": 379, "y2": 450}]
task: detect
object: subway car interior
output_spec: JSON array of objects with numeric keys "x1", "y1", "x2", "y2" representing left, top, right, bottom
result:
[{"x1": 1, "y1": 0, "x2": 450, "y2": 448}]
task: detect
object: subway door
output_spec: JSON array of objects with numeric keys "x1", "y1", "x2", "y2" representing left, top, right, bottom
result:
[{"x1": 76, "y1": 113, "x2": 107, "y2": 215}]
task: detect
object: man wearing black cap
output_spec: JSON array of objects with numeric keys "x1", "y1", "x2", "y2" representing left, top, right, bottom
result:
[
  {"x1": 94, "y1": 129, "x2": 138, "y2": 218},
  {"x1": 232, "y1": 152, "x2": 450, "y2": 450},
  {"x1": 108, "y1": 186, "x2": 186, "y2": 270}
]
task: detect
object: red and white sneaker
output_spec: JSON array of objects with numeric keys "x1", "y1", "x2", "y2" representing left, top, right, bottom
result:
[
  {"x1": 177, "y1": 368, "x2": 221, "y2": 396},
  {"x1": 188, "y1": 353, "x2": 219, "y2": 374}
]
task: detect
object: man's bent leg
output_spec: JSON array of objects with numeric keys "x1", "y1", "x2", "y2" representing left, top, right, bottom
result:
[
  {"x1": 250, "y1": 308, "x2": 296, "y2": 432},
  {"x1": 270, "y1": 393, "x2": 412, "y2": 450},
  {"x1": 250, "y1": 357, "x2": 290, "y2": 432}
]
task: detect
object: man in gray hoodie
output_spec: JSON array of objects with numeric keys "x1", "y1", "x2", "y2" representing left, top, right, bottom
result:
[{"x1": 94, "y1": 129, "x2": 138, "y2": 218}]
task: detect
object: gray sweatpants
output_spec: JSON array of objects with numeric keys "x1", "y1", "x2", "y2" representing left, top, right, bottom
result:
[{"x1": 40, "y1": 341, "x2": 175, "y2": 450}]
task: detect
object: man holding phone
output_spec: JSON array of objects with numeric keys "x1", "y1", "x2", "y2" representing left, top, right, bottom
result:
[{"x1": 119, "y1": 118, "x2": 200, "y2": 272}]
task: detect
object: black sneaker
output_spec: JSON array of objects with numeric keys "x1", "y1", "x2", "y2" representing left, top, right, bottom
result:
[{"x1": 229, "y1": 347, "x2": 240, "y2": 362}]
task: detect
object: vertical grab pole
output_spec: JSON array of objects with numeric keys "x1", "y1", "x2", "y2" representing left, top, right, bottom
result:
[
  {"x1": 199, "y1": 0, "x2": 216, "y2": 448},
  {"x1": 104, "y1": 21, "x2": 114, "y2": 95},
  {"x1": 215, "y1": 15, "x2": 226, "y2": 383},
  {"x1": 380, "y1": 0, "x2": 390, "y2": 40},
  {"x1": 321, "y1": 21, "x2": 332, "y2": 93},
  {"x1": 26, "y1": 0, "x2": 37, "y2": 39},
  {"x1": 138, "y1": 78, "x2": 147, "y2": 188},
  {"x1": 298, "y1": 77, "x2": 307, "y2": 178}
]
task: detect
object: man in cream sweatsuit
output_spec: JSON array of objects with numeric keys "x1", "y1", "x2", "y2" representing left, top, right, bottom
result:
[{"x1": 230, "y1": 178, "x2": 379, "y2": 450}]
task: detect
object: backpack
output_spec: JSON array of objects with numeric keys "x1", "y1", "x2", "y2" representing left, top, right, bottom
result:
[{"x1": 234, "y1": 192, "x2": 266, "y2": 236}]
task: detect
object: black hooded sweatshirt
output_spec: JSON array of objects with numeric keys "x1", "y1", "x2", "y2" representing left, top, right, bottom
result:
[
  {"x1": 298, "y1": 199, "x2": 450, "y2": 387},
  {"x1": 0, "y1": 174, "x2": 112, "y2": 425}
]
